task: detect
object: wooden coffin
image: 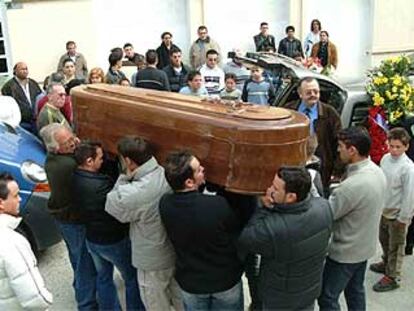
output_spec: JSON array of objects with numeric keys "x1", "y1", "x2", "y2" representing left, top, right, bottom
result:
[{"x1": 71, "y1": 84, "x2": 309, "y2": 194}]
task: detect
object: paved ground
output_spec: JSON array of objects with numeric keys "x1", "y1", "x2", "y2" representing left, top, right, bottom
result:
[{"x1": 38, "y1": 241, "x2": 414, "y2": 310}]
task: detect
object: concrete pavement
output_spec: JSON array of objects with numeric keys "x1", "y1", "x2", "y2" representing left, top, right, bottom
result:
[{"x1": 38, "y1": 241, "x2": 414, "y2": 310}]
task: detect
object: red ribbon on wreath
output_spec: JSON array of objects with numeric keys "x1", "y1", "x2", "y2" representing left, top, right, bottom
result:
[{"x1": 368, "y1": 106, "x2": 388, "y2": 164}]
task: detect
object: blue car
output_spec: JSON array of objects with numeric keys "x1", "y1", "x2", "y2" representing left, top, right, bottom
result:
[{"x1": 0, "y1": 120, "x2": 62, "y2": 252}]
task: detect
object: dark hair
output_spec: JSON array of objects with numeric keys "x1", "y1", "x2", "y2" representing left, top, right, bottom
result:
[
  {"x1": 225, "y1": 72, "x2": 237, "y2": 82},
  {"x1": 198, "y1": 25, "x2": 208, "y2": 32},
  {"x1": 66, "y1": 41, "x2": 76, "y2": 49},
  {"x1": 286, "y1": 25, "x2": 295, "y2": 33},
  {"x1": 161, "y1": 31, "x2": 172, "y2": 39},
  {"x1": 164, "y1": 150, "x2": 194, "y2": 191},
  {"x1": 65, "y1": 79, "x2": 85, "y2": 95},
  {"x1": 49, "y1": 72, "x2": 64, "y2": 84},
  {"x1": 63, "y1": 58, "x2": 75, "y2": 67},
  {"x1": 310, "y1": 19, "x2": 322, "y2": 31},
  {"x1": 260, "y1": 22, "x2": 268, "y2": 28},
  {"x1": 320, "y1": 30, "x2": 329, "y2": 37},
  {"x1": 108, "y1": 51, "x2": 123, "y2": 67},
  {"x1": 0, "y1": 172, "x2": 14, "y2": 200},
  {"x1": 337, "y1": 126, "x2": 371, "y2": 157},
  {"x1": 117, "y1": 136, "x2": 152, "y2": 166},
  {"x1": 169, "y1": 46, "x2": 182, "y2": 56},
  {"x1": 206, "y1": 49, "x2": 218, "y2": 58},
  {"x1": 187, "y1": 70, "x2": 201, "y2": 82},
  {"x1": 123, "y1": 43, "x2": 133, "y2": 49},
  {"x1": 74, "y1": 141, "x2": 103, "y2": 165},
  {"x1": 145, "y1": 49, "x2": 158, "y2": 65},
  {"x1": 387, "y1": 127, "x2": 411, "y2": 146},
  {"x1": 277, "y1": 166, "x2": 311, "y2": 202},
  {"x1": 118, "y1": 77, "x2": 130, "y2": 85}
]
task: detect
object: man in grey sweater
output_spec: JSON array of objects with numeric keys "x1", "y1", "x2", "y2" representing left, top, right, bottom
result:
[
  {"x1": 105, "y1": 136, "x2": 183, "y2": 311},
  {"x1": 318, "y1": 127, "x2": 386, "y2": 311}
]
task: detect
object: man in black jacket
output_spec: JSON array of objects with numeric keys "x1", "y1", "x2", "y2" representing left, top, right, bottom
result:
[
  {"x1": 278, "y1": 25, "x2": 304, "y2": 59},
  {"x1": 1, "y1": 62, "x2": 42, "y2": 133},
  {"x1": 163, "y1": 47, "x2": 190, "y2": 92},
  {"x1": 135, "y1": 49, "x2": 170, "y2": 91},
  {"x1": 156, "y1": 31, "x2": 180, "y2": 69},
  {"x1": 73, "y1": 141, "x2": 144, "y2": 311},
  {"x1": 159, "y1": 150, "x2": 244, "y2": 310},
  {"x1": 253, "y1": 22, "x2": 276, "y2": 52},
  {"x1": 238, "y1": 166, "x2": 333, "y2": 310}
]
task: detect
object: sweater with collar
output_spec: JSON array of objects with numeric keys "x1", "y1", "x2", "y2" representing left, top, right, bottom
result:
[
  {"x1": 380, "y1": 153, "x2": 414, "y2": 224},
  {"x1": 328, "y1": 158, "x2": 386, "y2": 263}
]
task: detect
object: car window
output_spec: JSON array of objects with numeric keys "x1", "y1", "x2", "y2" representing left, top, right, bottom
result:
[
  {"x1": 276, "y1": 79, "x2": 346, "y2": 113},
  {"x1": 318, "y1": 81, "x2": 347, "y2": 113},
  {"x1": 350, "y1": 101, "x2": 369, "y2": 127}
]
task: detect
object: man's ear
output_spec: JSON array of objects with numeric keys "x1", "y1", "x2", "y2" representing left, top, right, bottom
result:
[
  {"x1": 184, "y1": 178, "x2": 195, "y2": 190},
  {"x1": 0, "y1": 199, "x2": 5, "y2": 213},
  {"x1": 349, "y1": 145, "x2": 358, "y2": 157},
  {"x1": 124, "y1": 157, "x2": 132, "y2": 167},
  {"x1": 285, "y1": 192, "x2": 297, "y2": 204}
]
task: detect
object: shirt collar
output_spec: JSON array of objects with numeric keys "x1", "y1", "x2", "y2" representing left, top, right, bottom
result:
[
  {"x1": 298, "y1": 101, "x2": 318, "y2": 113},
  {"x1": 0, "y1": 214, "x2": 22, "y2": 229}
]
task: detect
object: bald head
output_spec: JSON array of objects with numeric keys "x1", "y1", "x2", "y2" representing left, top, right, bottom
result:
[{"x1": 14, "y1": 62, "x2": 28, "y2": 80}]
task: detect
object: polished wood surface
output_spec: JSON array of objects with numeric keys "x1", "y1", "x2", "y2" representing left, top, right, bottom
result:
[{"x1": 71, "y1": 84, "x2": 309, "y2": 194}]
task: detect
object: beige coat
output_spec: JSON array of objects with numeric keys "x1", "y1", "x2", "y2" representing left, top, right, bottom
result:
[{"x1": 189, "y1": 36, "x2": 221, "y2": 69}]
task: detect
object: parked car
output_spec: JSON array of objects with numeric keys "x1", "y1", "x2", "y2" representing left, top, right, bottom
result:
[
  {"x1": 0, "y1": 96, "x2": 61, "y2": 253},
  {"x1": 233, "y1": 52, "x2": 370, "y2": 127}
]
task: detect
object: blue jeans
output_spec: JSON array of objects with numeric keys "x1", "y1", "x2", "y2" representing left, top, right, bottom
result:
[
  {"x1": 181, "y1": 281, "x2": 243, "y2": 311},
  {"x1": 318, "y1": 257, "x2": 367, "y2": 311},
  {"x1": 86, "y1": 237, "x2": 145, "y2": 311},
  {"x1": 56, "y1": 222, "x2": 98, "y2": 311}
]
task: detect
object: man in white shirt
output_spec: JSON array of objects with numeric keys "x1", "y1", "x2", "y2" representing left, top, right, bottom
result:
[{"x1": 199, "y1": 49, "x2": 225, "y2": 96}]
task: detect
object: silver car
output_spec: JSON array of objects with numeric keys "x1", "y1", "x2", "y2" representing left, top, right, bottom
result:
[{"x1": 234, "y1": 52, "x2": 370, "y2": 128}]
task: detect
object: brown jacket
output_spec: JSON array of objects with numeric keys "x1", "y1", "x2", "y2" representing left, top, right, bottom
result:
[
  {"x1": 311, "y1": 41, "x2": 338, "y2": 69},
  {"x1": 285, "y1": 100, "x2": 342, "y2": 187}
]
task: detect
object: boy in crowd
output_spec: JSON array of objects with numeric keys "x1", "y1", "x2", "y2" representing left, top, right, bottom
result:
[
  {"x1": 179, "y1": 70, "x2": 208, "y2": 97},
  {"x1": 241, "y1": 65, "x2": 275, "y2": 105},
  {"x1": 220, "y1": 73, "x2": 242, "y2": 101},
  {"x1": 370, "y1": 127, "x2": 414, "y2": 291}
]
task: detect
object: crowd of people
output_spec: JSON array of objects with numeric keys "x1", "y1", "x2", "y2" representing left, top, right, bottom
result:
[
  {"x1": 0, "y1": 20, "x2": 413, "y2": 311},
  {"x1": 0, "y1": 20, "x2": 339, "y2": 136}
]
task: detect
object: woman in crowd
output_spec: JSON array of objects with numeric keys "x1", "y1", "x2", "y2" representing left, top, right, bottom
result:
[
  {"x1": 105, "y1": 50, "x2": 127, "y2": 85},
  {"x1": 304, "y1": 19, "x2": 321, "y2": 58},
  {"x1": 88, "y1": 67, "x2": 105, "y2": 84}
]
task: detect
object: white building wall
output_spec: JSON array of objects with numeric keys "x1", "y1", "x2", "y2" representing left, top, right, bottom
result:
[
  {"x1": 203, "y1": 0, "x2": 290, "y2": 58},
  {"x1": 300, "y1": 0, "x2": 374, "y2": 80},
  {"x1": 7, "y1": 0, "x2": 96, "y2": 82},
  {"x1": 4, "y1": 0, "x2": 414, "y2": 82}
]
